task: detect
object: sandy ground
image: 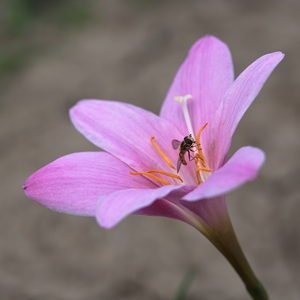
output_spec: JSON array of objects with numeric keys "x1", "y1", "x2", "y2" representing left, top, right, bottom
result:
[{"x1": 1, "y1": 0, "x2": 300, "y2": 299}]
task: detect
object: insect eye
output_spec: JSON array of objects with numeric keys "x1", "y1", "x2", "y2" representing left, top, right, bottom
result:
[
  {"x1": 184, "y1": 136, "x2": 193, "y2": 144},
  {"x1": 184, "y1": 136, "x2": 189, "y2": 143}
]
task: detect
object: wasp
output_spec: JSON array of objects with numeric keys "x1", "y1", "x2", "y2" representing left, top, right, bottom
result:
[{"x1": 172, "y1": 134, "x2": 196, "y2": 173}]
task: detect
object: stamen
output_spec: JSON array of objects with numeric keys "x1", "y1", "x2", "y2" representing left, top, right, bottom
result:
[
  {"x1": 194, "y1": 123, "x2": 212, "y2": 184},
  {"x1": 130, "y1": 171, "x2": 170, "y2": 185},
  {"x1": 196, "y1": 167, "x2": 212, "y2": 172},
  {"x1": 130, "y1": 136, "x2": 182, "y2": 186},
  {"x1": 147, "y1": 169, "x2": 183, "y2": 182},
  {"x1": 150, "y1": 137, "x2": 176, "y2": 170},
  {"x1": 195, "y1": 123, "x2": 209, "y2": 168},
  {"x1": 174, "y1": 95, "x2": 195, "y2": 138},
  {"x1": 196, "y1": 169, "x2": 201, "y2": 185}
]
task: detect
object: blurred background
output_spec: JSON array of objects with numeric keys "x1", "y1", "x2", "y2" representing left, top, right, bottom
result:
[{"x1": 1, "y1": 0, "x2": 299, "y2": 299}]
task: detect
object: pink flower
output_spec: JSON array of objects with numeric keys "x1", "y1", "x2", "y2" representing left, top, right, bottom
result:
[
  {"x1": 24, "y1": 35, "x2": 283, "y2": 299},
  {"x1": 23, "y1": 35, "x2": 283, "y2": 230}
]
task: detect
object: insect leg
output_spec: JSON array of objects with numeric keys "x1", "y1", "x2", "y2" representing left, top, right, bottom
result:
[{"x1": 187, "y1": 150, "x2": 196, "y2": 161}]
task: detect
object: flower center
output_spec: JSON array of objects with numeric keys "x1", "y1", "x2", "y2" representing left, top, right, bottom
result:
[
  {"x1": 130, "y1": 95, "x2": 211, "y2": 186},
  {"x1": 174, "y1": 94, "x2": 211, "y2": 184}
]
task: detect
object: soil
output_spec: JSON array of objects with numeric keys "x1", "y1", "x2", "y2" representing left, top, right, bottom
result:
[{"x1": 1, "y1": 1, "x2": 300, "y2": 299}]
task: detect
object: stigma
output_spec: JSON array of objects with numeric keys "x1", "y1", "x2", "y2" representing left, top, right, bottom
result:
[{"x1": 174, "y1": 94, "x2": 195, "y2": 138}]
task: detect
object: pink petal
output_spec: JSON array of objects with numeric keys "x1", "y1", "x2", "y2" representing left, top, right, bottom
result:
[
  {"x1": 209, "y1": 52, "x2": 284, "y2": 170},
  {"x1": 160, "y1": 35, "x2": 234, "y2": 139},
  {"x1": 181, "y1": 196, "x2": 229, "y2": 231},
  {"x1": 183, "y1": 146, "x2": 265, "y2": 201},
  {"x1": 23, "y1": 152, "x2": 155, "y2": 216},
  {"x1": 70, "y1": 100, "x2": 195, "y2": 182},
  {"x1": 96, "y1": 185, "x2": 187, "y2": 229}
]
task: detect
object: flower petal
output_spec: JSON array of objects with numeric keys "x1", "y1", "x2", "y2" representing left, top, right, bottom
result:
[
  {"x1": 70, "y1": 100, "x2": 196, "y2": 181},
  {"x1": 23, "y1": 152, "x2": 155, "y2": 216},
  {"x1": 181, "y1": 196, "x2": 229, "y2": 230},
  {"x1": 160, "y1": 35, "x2": 234, "y2": 137},
  {"x1": 183, "y1": 146, "x2": 265, "y2": 201},
  {"x1": 209, "y1": 52, "x2": 284, "y2": 170},
  {"x1": 96, "y1": 185, "x2": 187, "y2": 228}
]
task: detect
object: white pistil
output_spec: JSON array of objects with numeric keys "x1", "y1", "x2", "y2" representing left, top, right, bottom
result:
[{"x1": 174, "y1": 95, "x2": 195, "y2": 139}]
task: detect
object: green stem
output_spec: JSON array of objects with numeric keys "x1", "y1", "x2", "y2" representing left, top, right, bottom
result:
[
  {"x1": 179, "y1": 204, "x2": 269, "y2": 300},
  {"x1": 216, "y1": 231, "x2": 269, "y2": 300},
  {"x1": 168, "y1": 200, "x2": 269, "y2": 300},
  {"x1": 197, "y1": 222, "x2": 268, "y2": 300}
]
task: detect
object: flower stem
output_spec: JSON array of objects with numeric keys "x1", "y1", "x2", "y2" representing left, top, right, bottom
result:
[
  {"x1": 216, "y1": 231, "x2": 269, "y2": 300},
  {"x1": 196, "y1": 221, "x2": 269, "y2": 300},
  {"x1": 247, "y1": 283, "x2": 269, "y2": 300},
  {"x1": 180, "y1": 198, "x2": 269, "y2": 300}
]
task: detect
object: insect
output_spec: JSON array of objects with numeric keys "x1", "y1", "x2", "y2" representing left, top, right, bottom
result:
[{"x1": 172, "y1": 134, "x2": 197, "y2": 173}]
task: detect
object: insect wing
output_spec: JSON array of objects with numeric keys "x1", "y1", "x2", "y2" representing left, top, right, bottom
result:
[
  {"x1": 176, "y1": 157, "x2": 182, "y2": 173},
  {"x1": 172, "y1": 139, "x2": 181, "y2": 150}
]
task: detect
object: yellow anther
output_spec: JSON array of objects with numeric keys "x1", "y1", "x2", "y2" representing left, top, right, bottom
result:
[
  {"x1": 147, "y1": 169, "x2": 183, "y2": 183},
  {"x1": 195, "y1": 123, "x2": 209, "y2": 168},
  {"x1": 194, "y1": 122, "x2": 211, "y2": 185},
  {"x1": 130, "y1": 171, "x2": 170, "y2": 185},
  {"x1": 150, "y1": 137, "x2": 176, "y2": 170},
  {"x1": 130, "y1": 137, "x2": 183, "y2": 186},
  {"x1": 196, "y1": 167, "x2": 212, "y2": 172},
  {"x1": 196, "y1": 170, "x2": 201, "y2": 185}
]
